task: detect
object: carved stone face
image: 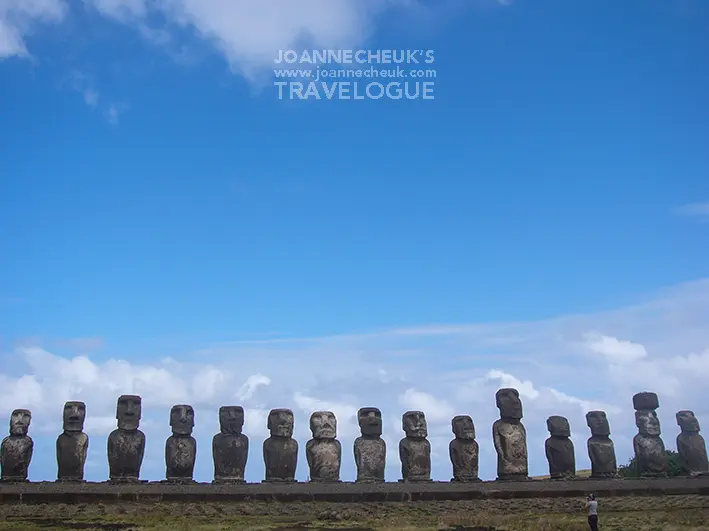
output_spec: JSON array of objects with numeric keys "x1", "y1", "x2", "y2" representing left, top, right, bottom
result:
[
  {"x1": 63, "y1": 401, "x2": 86, "y2": 432},
  {"x1": 586, "y1": 410, "x2": 610, "y2": 436},
  {"x1": 268, "y1": 408, "x2": 294, "y2": 437},
  {"x1": 636, "y1": 409, "x2": 661, "y2": 436},
  {"x1": 310, "y1": 411, "x2": 337, "y2": 439},
  {"x1": 496, "y1": 388, "x2": 523, "y2": 420},
  {"x1": 219, "y1": 406, "x2": 244, "y2": 435},
  {"x1": 677, "y1": 410, "x2": 700, "y2": 433},
  {"x1": 547, "y1": 415, "x2": 570, "y2": 437},
  {"x1": 402, "y1": 411, "x2": 427, "y2": 438},
  {"x1": 358, "y1": 407, "x2": 382, "y2": 437},
  {"x1": 116, "y1": 395, "x2": 142, "y2": 431},
  {"x1": 452, "y1": 415, "x2": 475, "y2": 440},
  {"x1": 9, "y1": 409, "x2": 31, "y2": 436},
  {"x1": 170, "y1": 404, "x2": 195, "y2": 435}
]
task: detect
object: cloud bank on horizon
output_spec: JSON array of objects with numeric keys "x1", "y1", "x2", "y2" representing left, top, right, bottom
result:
[{"x1": 1, "y1": 278, "x2": 707, "y2": 483}]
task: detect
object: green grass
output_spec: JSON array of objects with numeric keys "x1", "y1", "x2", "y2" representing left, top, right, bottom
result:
[{"x1": 1, "y1": 494, "x2": 707, "y2": 530}]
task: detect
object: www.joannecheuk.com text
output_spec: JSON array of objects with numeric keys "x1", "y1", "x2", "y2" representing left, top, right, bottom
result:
[{"x1": 274, "y1": 80, "x2": 434, "y2": 100}]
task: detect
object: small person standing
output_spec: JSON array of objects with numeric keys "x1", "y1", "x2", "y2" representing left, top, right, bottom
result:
[{"x1": 585, "y1": 493, "x2": 599, "y2": 530}]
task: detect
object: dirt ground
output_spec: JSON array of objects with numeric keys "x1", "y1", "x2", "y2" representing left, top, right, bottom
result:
[{"x1": 1, "y1": 494, "x2": 708, "y2": 531}]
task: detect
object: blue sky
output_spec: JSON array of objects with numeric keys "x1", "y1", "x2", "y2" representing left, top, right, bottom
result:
[{"x1": 1, "y1": 0, "x2": 708, "y2": 483}]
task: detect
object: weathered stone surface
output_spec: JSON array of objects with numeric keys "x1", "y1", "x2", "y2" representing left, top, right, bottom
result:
[
  {"x1": 306, "y1": 411, "x2": 341, "y2": 482},
  {"x1": 493, "y1": 388, "x2": 528, "y2": 481},
  {"x1": 586, "y1": 410, "x2": 617, "y2": 479},
  {"x1": 107, "y1": 395, "x2": 145, "y2": 483},
  {"x1": 449, "y1": 415, "x2": 479, "y2": 482},
  {"x1": 1, "y1": 409, "x2": 33, "y2": 482},
  {"x1": 399, "y1": 411, "x2": 431, "y2": 482},
  {"x1": 165, "y1": 405, "x2": 196, "y2": 483},
  {"x1": 212, "y1": 406, "x2": 248, "y2": 484},
  {"x1": 354, "y1": 407, "x2": 386, "y2": 483},
  {"x1": 263, "y1": 409, "x2": 298, "y2": 482},
  {"x1": 56, "y1": 402, "x2": 88, "y2": 482},
  {"x1": 633, "y1": 392, "x2": 668, "y2": 477},
  {"x1": 676, "y1": 410, "x2": 708, "y2": 476},
  {"x1": 544, "y1": 416, "x2": 575, "y2": 480},
  {"x1": 633, "y1": 391, "x2": 659, "y2": 411}
]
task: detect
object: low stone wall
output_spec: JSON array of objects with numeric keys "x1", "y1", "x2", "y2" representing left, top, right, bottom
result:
[{"x1": 1, "y1": 477, "x2": 709, "y2": 504}]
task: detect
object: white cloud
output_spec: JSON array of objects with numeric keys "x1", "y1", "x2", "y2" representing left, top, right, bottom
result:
[
  {"x1": 582, "y1": 333, "x2": 648, "y2": 363},
  {"x1": 0, "y1": 0, "x2": 67, "y2": 58},
  {"x1": 675, "y1": 201, "x2": 709, "y2": 222},
  {"x1": 106, "y1": 102, "x2": 128, "y2": 125},
  {"x1": 0, "y1": 278, "x2": 708, "y2": 482}
]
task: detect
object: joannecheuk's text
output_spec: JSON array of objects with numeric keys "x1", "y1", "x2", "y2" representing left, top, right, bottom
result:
[{"x1": 274, "y1": 81, "x2": 435, "y2": 101}]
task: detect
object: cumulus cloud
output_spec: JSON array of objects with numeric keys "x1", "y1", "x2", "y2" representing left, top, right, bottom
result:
[
  {"x1": 582, "y1": 333, "x2": 648, "y2": 363},
  {"x1": 1, "y1": 278, "x2": 708, "y2": 483}
]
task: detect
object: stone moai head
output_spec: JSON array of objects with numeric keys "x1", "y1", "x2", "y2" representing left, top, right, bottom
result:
[
  {"x1": 63, "y1": 401, "x2": 86, "y2": 432},
  {"x1": 677, "y1": 410, "x2": 700, "y2": 433},
  {"x1": 496, "y1": 388, "x2": 523, "y2": 420},
  {"x1": 170, "y1": 404, "x2": 195, "y2": 436},
  {"x1": 310, "y1": 411, "x2": 337, "y2": 439},
  {"x1": 452, "y1": 415, "x2": 475, "y2": 440},
  {"x1": 268, "y1": 408, "x2": 294, "y2": 438},
  {"x1": 547, "y1": 415, "x2": 571, "y2": 437},
  {"x1": 586, "y1": 410, "x2": 610, "y2": 436},
  {"x1": 636, "y1": 409, "x2": 661, "y2": 436},
  {"x1": 358, "y1": 407, "x2": 382, "y2": 437},
  {"x1": 633, "y1": 391, "x2": 659, "y2": 411},
  {"x1": 402, "y1": 411, "x2": 427, "y2": 438},
  {"x1": 116, "y1": 395, "x2": 142, "y2": 431},
  {"x1": 219, "y1": 406, "x2": 244, "y2": 435},
  {"x1": 9, "y1": 409, "x2": 31, "y2": 436}
]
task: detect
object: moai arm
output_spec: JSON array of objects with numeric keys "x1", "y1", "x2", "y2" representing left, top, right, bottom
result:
[
  {"x1": 449, "y1": 440, "x2": 457, "y2": 468},
  {"x1": 306, "y1": 439, "x2": 314, "y2": 471},
  {"x1": 82, "y1": 436, "x2": 89, "y2": 464},
  {"x1": 137, "y1": 431, "x2": 145, "y2": 469},
  {"x1": 492, "y1": 422, "x2": 503, "y2": 458},
  {"x1": 399, "y1": 439, "x2": 408, "y2": 479}
]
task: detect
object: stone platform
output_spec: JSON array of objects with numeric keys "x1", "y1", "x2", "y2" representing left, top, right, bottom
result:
[{"x1": 1, "y1": 477, "x2": 709, "y2": 504}]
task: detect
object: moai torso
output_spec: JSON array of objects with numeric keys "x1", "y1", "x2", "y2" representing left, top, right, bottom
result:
[
  {"x1": 399, "y1": 411, "x2": 431, "y2": 482},
  {"x1": 56, "y1": 402, "x2": 89, "y2": 482},
  {"x1": 493, "y1": 388, "x2": 528, "y2": 480},
  {"x1": 586, "y1": 410, "x2": 617, "y2": 478},
  {"x1": 354, "y1": 407, "x2": 386, "y2": 483},
  {"x1": 107, "y1": 395, "x2": 146, "y2": 482},
  {"x1": 449, "y1": 415, "x2": 480, "y2": 482},
  {"x1": 212, "y1": 406, "x2": 249, "y2": 483},
  {"x1": 676, "y1": 411, "x2": 708, "y2": 476},
  {"x1": 544, "y1": 416, "x2": 575, "y2": 479},
  {"x1": 633, "y1": 392, "x2": 668, "y2": 477},
  {"x1": 263, "y1": 409, "x2": 298, "y2": 482},
  {"x1": 306, "y1": 411, "x2": 341, "y2": 482},
  {"x1": 165, "y1": 405, "x2": 196, "y2": 483},
  {"x1": 1, "y1": 409, "x2": 33, "y2": 482}
]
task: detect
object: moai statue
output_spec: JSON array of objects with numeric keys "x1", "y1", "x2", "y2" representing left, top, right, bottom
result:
[
  {"x1": 449, "y1": 415, "x2": 480, "y2": 482},
  {"x1": 306, "y1": 411, "x2": 341, "y2": 482},
  {"x1": 212, "y1": 406, "x2": 249, "y2": 484},
  {"x1": 493, "y1": 388, "x2": 529, "y2": 481},
  {"x1": 633, "y1": 392, "x2": 668, "y2": 477},
  {"x1": 1, "y1": 409, "x2": 33, "y2": 482},
  {"x1": 56, "y1": 401, "x2": 89, "y2": 482},
  {"x1": 545, "y1": 416, "x2": 576, "y2": 479},
  {"x1": 676, "y1": 410, "x2": 708, "y2": 477},
  {"x1": 107, "y1": 395, "x2": 146, "y2": 483},
  {"x1": 399, "y1": 411, "x2": 431, "y2": 482},
  {"x1": 586, "y1": 410, "x2": 617, "y2": 478},
  {"x1": 354, "y1": 407, "x2": 386, "y2": 483},
  {"x1": 165, "y1": 404, "x2": 196, "y2": 483},
  {"x1": 263, "y1": 408, "x2": 298, "y2": 482}
]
